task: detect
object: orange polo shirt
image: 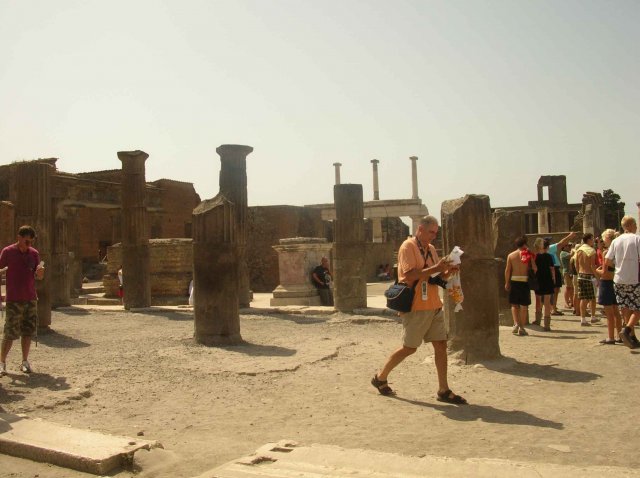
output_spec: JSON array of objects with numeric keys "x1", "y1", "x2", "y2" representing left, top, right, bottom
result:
[{"x1": 397, "y1": 238, "x2": 443, "y2": 311}]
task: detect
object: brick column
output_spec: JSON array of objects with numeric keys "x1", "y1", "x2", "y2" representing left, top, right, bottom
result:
[
  {"x1": 333, "y1": 184, "x2": 367, "y2": 311},
  {"x1": 441, "y1": 194, "x2": 501, "y2": 363},
  {"x1": 217, "y1": 144, "x2": 253, "y2": 308},
  {"x1": 13, "y1": 161, "x2": 53, "y2": 329},
  {"x1": 118, "y1": 150, "x2": 151, "y2": 309},
  {"x1": 193, "y1": 195, "x2": 241, "y2": 345},
  {"x1": 51, "y1": 213, "x2": 71, "y2": 308}
]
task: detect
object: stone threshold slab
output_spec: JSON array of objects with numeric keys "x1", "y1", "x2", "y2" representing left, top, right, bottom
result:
[
  {"x1": 198, "y1": 440, "x2": 640, "y2": 478},
  {"x1": 0, "y1": 413, "x2": 162, "y2": 475}
]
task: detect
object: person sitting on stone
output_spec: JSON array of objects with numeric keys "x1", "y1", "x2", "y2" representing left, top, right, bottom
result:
[{"x1": 312, "y1": 257, "x2": 334, "y2": 306}]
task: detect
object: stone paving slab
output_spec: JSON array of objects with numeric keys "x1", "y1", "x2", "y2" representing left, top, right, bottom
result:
[
  {"x1": 0, "y1": 413, "x2": 162, "y2": 475},
  {"x1": 198, "y1": 440, "x2": 640, "y2": 478}
]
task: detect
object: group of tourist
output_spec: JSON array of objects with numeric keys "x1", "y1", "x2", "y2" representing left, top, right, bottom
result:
[{"x1": 505, "y1": 216, "x2": 640, "y2": 348}]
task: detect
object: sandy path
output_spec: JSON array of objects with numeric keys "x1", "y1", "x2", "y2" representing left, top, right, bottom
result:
[{"x1": 0, "y1": 307, "x2": 638, "y2": 477}]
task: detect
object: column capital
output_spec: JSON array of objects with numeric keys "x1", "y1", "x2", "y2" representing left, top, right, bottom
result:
[
  {"x1": 333, "y1": 162, "x2": 342, "y2": 167},
  {"x1": 370, "y1": 159, "x2": 379, "y2": 165},
  {"x1": 117, "y1": 150, "x2": 149, "y2": 162},
  {"x1": 216, "y1": 144, "x2": 254, "y2": 156},
  {"x1": 409, "y1": 156, "x2": 418, "y2": 161}
]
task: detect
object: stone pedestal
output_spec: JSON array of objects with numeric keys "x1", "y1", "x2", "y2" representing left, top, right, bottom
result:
[
  {"x1": 270, "y1": 238, "x2": 332, "y2": 306},
  {"x1": 442, "y1": 194, "x2": 501, "y2": 363},
  {"x1": 217, "y1": 144, "x2": 253, "y2": 308},
  {"x1": 193, "y1": 195, "x2": 242, "y2": 345},
  {"x1": 13, "y1": 161, "x2": 53, "y2": 329},
  {"x1": 118, "y1": 150, "x2": 151, "y2": 310},
  {"x1": 333, "y1": 184, "x2": 367, "y2": 312}
]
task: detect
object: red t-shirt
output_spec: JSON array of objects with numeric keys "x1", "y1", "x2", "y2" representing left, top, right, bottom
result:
[{"x1": 0, "y1": 244, "x2": 40, "y2": 302}]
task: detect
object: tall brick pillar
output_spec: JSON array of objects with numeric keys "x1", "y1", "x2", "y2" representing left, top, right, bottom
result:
[
  {"x1": 51, "y1": 214, "x2": 71, "y2": 308},
  {"x1": 65, "y1": 206, "x2": 83, "y2": 297},
  {"x1": 0, "y1": 201, "x2": 15, "y2": 249},
  {"x1": 441, "y1": 194, "x2": 501, "y2": 363},
  {"x1": 118, "y1": 150, "x2": 151, "y2": 309},
  {"x1": 333, "y1": 184, "x2": 367, "y2": 312},
  {"x1": 193, "y1": 195, "x2": 242, "y2": 345},
  {"x1": 216, "y1": 144, "x2": 253, "y2": 308},
  {"x1": 13, "y1": 162, "x2": 53, "y2": 329}
]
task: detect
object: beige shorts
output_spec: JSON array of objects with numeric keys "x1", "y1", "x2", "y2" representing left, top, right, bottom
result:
[{"x1": 402, "y1": 308, "x2": 447, "y2": 348}]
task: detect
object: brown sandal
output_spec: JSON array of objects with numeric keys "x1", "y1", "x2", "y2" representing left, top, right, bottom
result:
[{"x1": 371, "y1": 374, "x2": 395, "y2": 396}]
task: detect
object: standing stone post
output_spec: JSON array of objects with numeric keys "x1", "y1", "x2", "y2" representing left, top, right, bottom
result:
[
  {"x1": 65, "y1": 206, "x2": 83, "y2": 297},
  {"x1": 118, "y1": 150, "x2": 151, "y2": 309},
  {"x1": 51, "y1": 214, "x2": 71, "y2": 308},
  {"x1": 13, "y1": 161, "x2": 53, "y2": 329},
  {"x1": 0, "y1": 201, "x2": 15, "y2": 249},
  {"x1": 270, "y1": 238, "x2": 333, "y2": 306},
  {"x1": 582, "y1": 203, "x2": 595, "y2": 236},
  {"x1": 193, "y1": 195, "x2": 242, "y2": 345},
  {"x1": 371, "y1": 159, "x2": 380, "y2": 200},
  {"x1": 217, "y1": 144, "x2": 253, "y2": 308},
  {"x1": 441, "y1": 194, "x2": 501, "y2": 363},
  {"x1": 537, "y1": 207, "x2": 549, "y2": 234},
  {"x1": 332, "y1": 162, "x2": 342, "y2": 185},
  {"x1": 409, "y1": 156, "x2": 419, "y2": 199},
  {"x1": 492, "y1": 209, "x2": 525, "y2": 326},
  {"x1": 333, "y1": 184, "x2": 367, "y2": 311}
]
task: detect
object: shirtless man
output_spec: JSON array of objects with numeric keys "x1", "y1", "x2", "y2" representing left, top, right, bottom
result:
[
  {"x1": 505, "y1": 235, "x2": 536, "y2": 336},
  {"x1": 576, "y1": 233, "x2": 597, "y2": 326}
]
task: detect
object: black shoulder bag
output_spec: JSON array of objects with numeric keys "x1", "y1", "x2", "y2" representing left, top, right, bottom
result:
[{"x1": 384, "y1": 240, "x2": 431, "y2": 312}]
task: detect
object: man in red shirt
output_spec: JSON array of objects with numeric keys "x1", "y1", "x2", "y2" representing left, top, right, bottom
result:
[
  {"x1": 0, "y1": 225, "x2": 45, "y2": 375},
  {"x1": 371, "y1": 216, "x2": 466, "y2": 404}
]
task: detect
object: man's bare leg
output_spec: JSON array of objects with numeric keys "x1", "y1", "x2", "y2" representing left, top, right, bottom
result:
[
  {"x1": 1, "y1": 339, "x2": 13, "y2": 364},
  {"x1": 432, "y1": 340, "x2": 449, "y2": 393},
  {"x1": 376, "y1": 346, "x2": 416, "y2": 381},
  {"x1": 20, "y1": 336, "x2": 31, "y2": 362}
]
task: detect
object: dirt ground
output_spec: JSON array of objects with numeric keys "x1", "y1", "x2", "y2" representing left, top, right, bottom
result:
[{"x1": 1, "y1": 301, "x2": 639, "y2": 477}]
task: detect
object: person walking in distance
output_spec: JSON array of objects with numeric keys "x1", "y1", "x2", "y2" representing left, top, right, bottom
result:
[
  {"x1": 576, "y1": 233, "x2": 598, "y2": 326},
  {"x1": 371, "y1": 216, "x2": 466, "y2": 404},
  {"x1": 0, "y1": 226, "x2": 45, "y2": 376}
]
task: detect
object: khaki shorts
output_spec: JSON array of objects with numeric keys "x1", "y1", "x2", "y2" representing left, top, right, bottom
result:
[
  {"x1": 402, "y1": 308, "x2": 447, "y2": 348},
  {"x1": 563, "y1": 273, "x2": 573, "y2": 288},
  {"x1": 3, "y1": 301, "x2": 38, "y2": 340}
]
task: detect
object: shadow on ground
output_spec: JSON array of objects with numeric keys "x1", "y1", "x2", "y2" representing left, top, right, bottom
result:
[
  {"x1": 391, "y1": 396, "x2": 564, "y2": 429},
  {"x1": 482, "y1": 357, "x2": 602, "y2": 383}
]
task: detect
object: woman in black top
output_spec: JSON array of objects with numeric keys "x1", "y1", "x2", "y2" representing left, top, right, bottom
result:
[{"x1": 534, "y1": 238, "x2": 555, "y2": 331}]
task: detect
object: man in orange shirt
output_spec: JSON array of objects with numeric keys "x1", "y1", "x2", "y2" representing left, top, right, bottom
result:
[{"x1": 371, "y1": 216, "x2": 466, "y2": 404}]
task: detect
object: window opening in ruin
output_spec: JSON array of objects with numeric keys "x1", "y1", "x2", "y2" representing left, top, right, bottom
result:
[{"x1": 542, "y1": 186, "x2": 549, "y2": 201}]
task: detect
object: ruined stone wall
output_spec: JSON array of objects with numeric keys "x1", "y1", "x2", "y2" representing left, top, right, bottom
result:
[
  {"x1": 104, "y1": 238, "x2": 193, "y2": 304},
  {"x1": 363, "y1": 242, "x2": 396, "y2": 282},
  {"x1": 151, "y1": 179, "x2": 200, "y2": 238},
  {"x1": 247, "y1": 205, "x2": 323, "y2": 293},
  {"x1": 0, "y1": 201, "x2": 15, "y2": 249}
]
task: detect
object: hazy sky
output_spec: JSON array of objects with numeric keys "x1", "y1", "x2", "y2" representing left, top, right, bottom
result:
[{"x1": 1, "y1": 0, "x2": 637, "y2": 220}]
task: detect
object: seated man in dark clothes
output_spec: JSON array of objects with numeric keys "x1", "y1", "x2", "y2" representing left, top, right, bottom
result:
[{"x1": 312, "y1": 257, "x2": 334, "y2": 306}]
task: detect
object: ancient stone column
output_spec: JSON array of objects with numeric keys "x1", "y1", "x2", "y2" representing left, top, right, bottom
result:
[
  {"x1": 109, "y1": 208, "x2": 122, "y2": 244},
  {"x1": 371, "y1": 218, "x2": 383, "y2": 243},
  {"x1": 65, "y1": 206, "x2": 83, "y2": 297},
  {"x1": 410, "y1": 216, "x2": 423, "y2": 236},
  {"x1": 441, "y1": 194, "x2": 501, "y2": 363},
  {"x1": 193, "y1": 194, "x2": 242, "y2": 345},
  {"x1": 0, "y1": 201, "x2": 15, "y2": 249},
  {"x1": 270, "y1": 238, "x2": 333, "y2": 306},
  {"x1": 333, "y1": 162, "x2": 342, "y2": 185},
  {"x1": 537, "y1": 207, "x2": 549, "y2": 234},
  {"x1": 333, "y1": 184, "x2": 367, "y2": 311},
  {"x1": 582, "y1": 203, "x2": 595, "y2": 236},
  {"x1": 12, "y1": 161, "x2": 53, "y2": 329},
  {"x1": 409, "y1": 156, "x2": 419, "y2": 199},
  {"x1": 492, "y1": 209, "x2": 525, "y2": 326},
  {"x1": 371, "y1": 159, "x2": 380, "y2": 200},
  {"x1": 118, "y1": 150, "x2": 151, "y2": 309},
  {"x1": 217, "y1": 144, "x2": 253, "y2": 308},
  {"x1": 51, "y1": 216, "x2": 71, "y2": 308}
]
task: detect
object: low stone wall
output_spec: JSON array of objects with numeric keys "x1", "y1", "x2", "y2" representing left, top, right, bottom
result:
[{"x1": 104, "y1": 238, "x2": 193, "y2": 305}]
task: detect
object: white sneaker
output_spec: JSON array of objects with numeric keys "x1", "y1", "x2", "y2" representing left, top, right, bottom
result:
[
  {"x1": 20, "y1": 360, "x2": 32, "y2": 373},
  {"x1": 0, "y1": 362, "x2": 6, "y2": 376}
]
